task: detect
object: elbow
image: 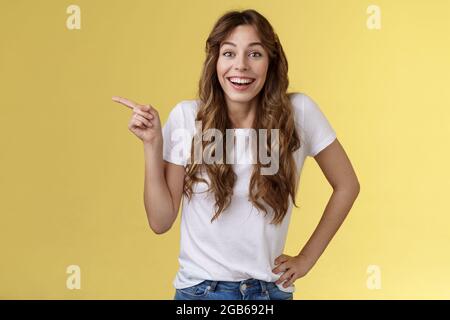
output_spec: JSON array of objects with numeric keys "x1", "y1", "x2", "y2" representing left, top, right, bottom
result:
[
  {"x1": 334, "y1": 180, "x2": 360, "y2": 197},
  {"x1": 149, "y1": 223, "x2": 170, "y2": 235},
  {"x1": 353, "y1": 180, "x2": 361, "y2": 195},
  {"x1": 144, "y1": 205, "x2": 178, "y2": 235},
  {"x1": 148, "y1": 219, "x2": 173, "y2": 235}
]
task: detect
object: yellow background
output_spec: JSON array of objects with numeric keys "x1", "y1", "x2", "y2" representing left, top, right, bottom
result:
[{"x1": 1, "y1": 0, "x2": 449, "y2": 299}]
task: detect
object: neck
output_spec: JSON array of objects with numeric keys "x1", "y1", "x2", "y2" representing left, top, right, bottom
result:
[{"x1": 226, "y1": 96, "x2": 258, "y2": 129}]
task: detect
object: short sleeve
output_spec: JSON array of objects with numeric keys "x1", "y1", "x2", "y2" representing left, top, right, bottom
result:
[
  {"x1": 301, "y1": 94, "x2": 337, "y2": 157},
  {"x1": 162, "y1": 102, "x2": 193, "y2": 166}
]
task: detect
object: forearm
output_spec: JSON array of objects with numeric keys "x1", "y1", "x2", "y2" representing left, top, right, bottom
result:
[
  {"x1": 143, "y1": 141, "x2": 176, "y2": 234},
  {"x1": 299, "y1": 186, "x2": 360, "y2": 266}
]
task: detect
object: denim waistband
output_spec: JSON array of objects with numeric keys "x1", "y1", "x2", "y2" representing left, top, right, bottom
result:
[{"x1": 202, "y1": 278, "x2": 271, "y2": 294}]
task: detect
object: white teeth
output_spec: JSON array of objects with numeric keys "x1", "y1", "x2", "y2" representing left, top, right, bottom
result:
[{"x1": 229, "y1": 77, "x2": 254, "y2": 84}]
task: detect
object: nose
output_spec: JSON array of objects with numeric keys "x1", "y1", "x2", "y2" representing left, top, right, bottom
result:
[
  {"x1": 234, "y1": 55, "x2": 249, "y2": 71},
  {"x1": 234, "y1": 65, "x2": 248, "y2": 71}
]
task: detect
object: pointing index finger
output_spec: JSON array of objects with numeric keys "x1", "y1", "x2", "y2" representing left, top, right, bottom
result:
[{"x1": 112, "y1": 96, "x2": 137, "y2": 110}]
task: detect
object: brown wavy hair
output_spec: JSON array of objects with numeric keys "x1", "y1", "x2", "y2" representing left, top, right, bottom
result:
[{"x1": 184, "y1": 9, "x2": 301, "y2": 225}]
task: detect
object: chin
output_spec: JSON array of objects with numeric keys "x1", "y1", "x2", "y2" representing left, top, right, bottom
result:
[
  {"x1": 225, "y1": 86, "x2": 260, "y2": 98},
  {"x1": 227, "y1": 92, "x2": 256, "y2": 102}
]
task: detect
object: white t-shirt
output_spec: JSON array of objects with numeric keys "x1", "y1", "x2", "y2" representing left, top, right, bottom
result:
[{"x1": 162, "y1": 92, "x2": 337, "y2": 293}]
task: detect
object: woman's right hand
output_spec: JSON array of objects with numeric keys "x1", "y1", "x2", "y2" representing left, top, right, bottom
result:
[{"x1": 112, "y1": 96, "x2": 162, "y2": 145}]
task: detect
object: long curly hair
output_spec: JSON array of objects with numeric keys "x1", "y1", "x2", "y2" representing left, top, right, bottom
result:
[{"x1": 184, "y1": 9, "x2": 301, "y2": 225}]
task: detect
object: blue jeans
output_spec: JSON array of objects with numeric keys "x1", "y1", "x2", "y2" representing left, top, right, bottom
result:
[{"x1": 174, "y1": 278, "x2": 294, "y2": 300}]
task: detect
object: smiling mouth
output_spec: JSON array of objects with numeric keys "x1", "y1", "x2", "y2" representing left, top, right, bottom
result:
[{"x1": 226, "y1": 77, "x2": 256, "y2": 89}]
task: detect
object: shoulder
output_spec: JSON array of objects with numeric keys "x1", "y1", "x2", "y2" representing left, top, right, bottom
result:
[
  {"x1": 164, "y1": 98, "x2": 200, "y2": 127},
  {"x1": 288, "y1": 91, "x2": 305, "y2": 105},
  {"x1": 288, "y1": 91, "x2": 308, "y2": 127},
  {"x1": 288, "y1": 91, "x2": 328, "y2": 125},
  {"x1": 289, "y1": 92, "x2": 337, "y2": 157},
  {"x1": 288, "y1": 91, "x2": 317, "y2": 113},
  {"x1": 170, "y1": 99, "x2": 200, "y2": 117}
]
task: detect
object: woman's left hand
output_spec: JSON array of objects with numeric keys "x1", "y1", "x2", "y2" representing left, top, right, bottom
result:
[{"x1": 272, "y1": 253, "x2": 315, "y2": 288}]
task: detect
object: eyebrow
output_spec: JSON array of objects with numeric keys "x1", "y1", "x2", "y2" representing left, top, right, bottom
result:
[{"x1": 220, "y1": 41, "x2": 264, "y2": 48}]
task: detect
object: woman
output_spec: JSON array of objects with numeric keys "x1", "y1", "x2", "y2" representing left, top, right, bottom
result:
[{"x1": 112, "y1": 9, "x2": 360, "y2": 300}]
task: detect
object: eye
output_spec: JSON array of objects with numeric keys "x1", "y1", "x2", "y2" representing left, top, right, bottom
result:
[{"x1": 222, "y1": 51, "x2": 263, "y2": 58}]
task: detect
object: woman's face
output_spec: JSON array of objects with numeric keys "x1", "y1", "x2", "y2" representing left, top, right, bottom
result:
[{"x1": 216, "y1": 25, "x2": 269, "y2": 105}]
